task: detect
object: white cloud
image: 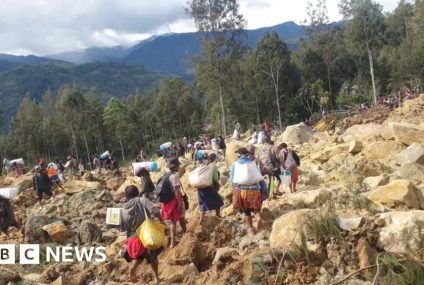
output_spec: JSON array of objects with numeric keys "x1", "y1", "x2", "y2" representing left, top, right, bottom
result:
[{"x1": 0, "y1": 0, "x2": 400, "y2": 55}]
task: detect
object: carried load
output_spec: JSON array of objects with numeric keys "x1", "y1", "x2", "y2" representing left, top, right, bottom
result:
[
  {"x1": 0, "y1": 188, "x2": 19, "y2": 199},
  {"x1": 9, "y1": 158, "x2": 24, "y2": 166},
  {"x1": 100, "y1": 150, "x2": 111, "y2": 160},
  {"x1": 159, "y1": 142, "x2": 172, "y2": 151},
  {"x1": 47, "y1": 162, "x2": 58, "y2": 171},
  {"x1": 105, "y1": 208, "x2": 122, "y2": 225},
  {"x1": 132, "y1": 161, "x2": 158, "y2": 175},
  {"x1": 232, "y1": 161, "x2": 263, "y2": 186},
  {"x1": 137, "y1": 207, "x2": 165, "y2": 250},
  {"x1": 188, "y1": 163, "x2": 215, "y2": 188}
]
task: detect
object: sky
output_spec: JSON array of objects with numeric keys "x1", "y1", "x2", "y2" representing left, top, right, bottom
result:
[{"x1": 0, "y1": 0, "x2": 400, "y2": 56}]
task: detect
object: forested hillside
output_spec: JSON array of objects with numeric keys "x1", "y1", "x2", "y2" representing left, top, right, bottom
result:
[
  {"x1": 48, "y1": 21, "x2": 305, "y2": 76},
  {"x1": 0, "y1": 62, "x2": 161, "y2": 131},
  {"x1": 0, "y1": 0, "x2": 423, "y2": 165}
]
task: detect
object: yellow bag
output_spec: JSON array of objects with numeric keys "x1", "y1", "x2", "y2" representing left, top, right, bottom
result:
[{"x1": 137, "y1": 207, "x2": 165, "y2": 250}]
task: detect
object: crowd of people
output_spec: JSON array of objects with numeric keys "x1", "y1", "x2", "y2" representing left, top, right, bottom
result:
[
  {"x1": 1, "y1": 130, "x2": 302, "y2": 283},
  {"x1": 118, "y1": 133, "x2": 300, "y2": 282}
]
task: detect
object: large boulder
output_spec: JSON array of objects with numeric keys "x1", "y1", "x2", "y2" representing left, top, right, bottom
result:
[
  {"x1": 341, "y1": 123, "x2": 392, "y2": 143},
  {"x1": 0, "y1": 267, "x2": 21, "y2": 285},
  {"x1": 25, "y1": 215, "x2": 64, "y2": 243},
  {"x1": 225, "y1": 140, "x2": 249, "y2": 167},
  {"x1": 3, "y1": 175, "x2": 33, "y2": 192},
  {"x1": 279, "y1": 123, "x2": 314, "y2": 145},
  {"x1": 105, "y1": 235, "x2": 127, "y2": 257},
  {"x1": 348, "y1": 140, "x2": 363, "y2": 155},
  {"x1": 395, "y1": 142, "x2": 424, "y2": 166},
  {"x1": 41, "y1": 221, "x2": 70, "y2": 244},
  {"x1": 398, "y1": 163, "x2": 424, "y2": 183},
  {"x1": 160, "y1": 263, "x2": 198, "y2": 283},
  {"x1": 64, "y1": 180, "x2": 101, "y2": 194},
  {"x1": 310, "y1": 151, "x2": 329, "y2": 163},
  {"x1": 78, "y1": 221, "x2": 102, "y2": 245},
  {"x1": 365, "y1": 179, "x2": 420, "y2": 209},
  {"x1": 270, "y1": 209, "x2": 315, "y2": 249},
  {"x1": 113, "y1": 176, "x2": 142, "y2": 201},
  {"x1": 105, "y1": 177, "x2": 125, "y2": 191},
  {"x1": 389, "y1": 122, "x2": 424, "y2": 146},
  {"x1": 277, "y1": 188, "x2": 331, "y2": 208},
  {"x1": 362, "y1": 176, "x2": 387, "y2": 190},
  {"x1": 378, "y1": 210, "x2": 424, "y2": 254},
  {"x1": 363, "y1": 141, "x2": 404, "y2": 161}
]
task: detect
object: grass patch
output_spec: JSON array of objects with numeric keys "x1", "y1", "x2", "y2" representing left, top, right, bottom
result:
[
  {"x1": 305, "y1": 213, "x2": 342, "y2": 242},
  {"x1": 379, "y1": 254, "x2": 424, "y2": 285},
  {"x1": 401, "y1": 220, "x2": 424, "y2": 261}
]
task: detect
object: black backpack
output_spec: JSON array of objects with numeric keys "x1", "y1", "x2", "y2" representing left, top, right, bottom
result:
[
  {"x1": 293, "y1": 151, "x2": 301, "y2": 166},
  {"x1": 154, "y1": 173, "x2": 174, "y2": 203},
  {"x1": 0, "y1": 199, "x2": 10, "y2": 232}
]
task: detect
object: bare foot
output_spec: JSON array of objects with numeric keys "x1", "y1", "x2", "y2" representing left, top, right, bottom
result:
[
  {"x1": 129, "y1": 269, "x2": 137, "y2": 283},
  {"x1": 248, "y1": 228, "x2": 256, "y2": 236}
]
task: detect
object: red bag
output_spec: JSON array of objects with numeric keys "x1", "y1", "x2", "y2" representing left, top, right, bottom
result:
[{"x1": 125, "y1": 236, "x2": 146, "y2": 259}]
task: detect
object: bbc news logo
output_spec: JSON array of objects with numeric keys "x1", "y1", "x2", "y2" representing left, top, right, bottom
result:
[{"x1": 0, "y1": 244, "x2": 107, "y2": 264}]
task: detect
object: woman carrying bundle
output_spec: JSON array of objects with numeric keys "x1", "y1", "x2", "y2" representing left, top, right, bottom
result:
[{"x1": 193, "y1": 153, "x2": 224, "y2": 225}]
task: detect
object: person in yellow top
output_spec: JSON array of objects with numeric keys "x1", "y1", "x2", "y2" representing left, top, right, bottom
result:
[{"x1": 47, "y1": 164, "x2": 65, "y2": 191}]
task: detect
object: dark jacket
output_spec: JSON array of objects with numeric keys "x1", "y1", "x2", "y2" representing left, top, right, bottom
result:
[
  {"x1": 33, "y1": 172, "x2": 52, "y2": 191},
  {"x1": 0, "y1": 197, "x2": 18, "y2": 233}
]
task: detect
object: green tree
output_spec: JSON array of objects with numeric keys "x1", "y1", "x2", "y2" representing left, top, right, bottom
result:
[
  {"x1": 254, "y1": 32, "x2": 292, "y2": 129},
  {"x1": 186, "y1": 0, "x2": 246, "y2": 136},
  {"x1": 103, "y1": 98, "x2": 129, "y2": 164},
  {"x1": 339, "y1": 0, "x2": 385, "y2": 105}
]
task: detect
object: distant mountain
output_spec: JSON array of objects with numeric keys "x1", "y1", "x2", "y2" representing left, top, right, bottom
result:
[
  {"x1": 47, "y1": 21, "x2": 306, "y2": 77},
  {"x1": 0, "y1": 53, "x2": 65, "y2": 65},
  {"x1": 0, "y1": 54, "x2": 66, "y2": 75},
  {"x1": 0, "y1": 62, "x2": 161, "y2": 131}
]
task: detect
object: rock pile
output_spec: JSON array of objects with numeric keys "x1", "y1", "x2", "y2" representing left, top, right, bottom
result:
[{"x1": 1, "y1": 95, "x2": 424, "y2": 284}]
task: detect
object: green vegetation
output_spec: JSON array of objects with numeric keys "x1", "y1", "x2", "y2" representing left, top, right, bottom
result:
[
  {"x1": 379, "y1": 254, "x2": 424, "y2": 285},
  {"x1": 1, "y1": 0, "x2": 424, "y2": 164},
  {"x1": 0, "y1": 62, "x2": 161, "y2": 131}
]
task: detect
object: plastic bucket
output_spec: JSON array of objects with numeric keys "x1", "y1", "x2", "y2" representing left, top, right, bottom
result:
[
  {"x1": 258, "y1": 132, "x2": 265, "y2": 144},
  {"x1": 280, "y1": 170, "x2": 291, "y2": 188}
]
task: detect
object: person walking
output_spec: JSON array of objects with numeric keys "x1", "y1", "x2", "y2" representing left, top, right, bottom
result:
[
  {"x1": 157, "y1": 158, "x2": 186, "y2": 248},
  {"x1": 279, "y1": 143, "x2": 300, "y2": 193},
  {"x1": 46, "y1": 163, "x2": 65, "y2": 191},
  {"x1": 195, "y1": 153, "x2": 224, "y2": 225},
  {"x1": 32, "y1": 165, "x2": 53, "y2": 205},
  {"x1": 258, "y1": 136, "x2": 283, "y2": 198},
  {"x1": 93, "y1": 155, "x2": 101, "y2": 174},
  {"x1": 120, "y1": 185, "x2": 162, "y2": 284},
  {"x1": 230, "y1": 147, "x2": 267, "y2": 235},
  {"x1": 136, "y1": 168, "x2": 155, "y2": 200}
]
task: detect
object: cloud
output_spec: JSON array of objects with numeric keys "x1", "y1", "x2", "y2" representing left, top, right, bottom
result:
[
  {"x1": 0, "y1": 0, "x2": 190, "y2": 55},
  {"x1": 0, "y1": 0, "x2": 400, "y2": 55}
]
